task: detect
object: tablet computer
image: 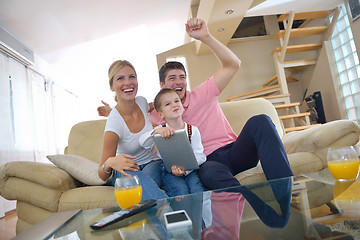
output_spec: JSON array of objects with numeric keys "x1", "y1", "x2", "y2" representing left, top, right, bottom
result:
[{"x1": 153, "y1": 129, "x2": 199, "y2": 172}]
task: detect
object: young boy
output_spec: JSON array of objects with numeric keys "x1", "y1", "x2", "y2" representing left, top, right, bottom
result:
[{"x1": 139, "y1": 88, "x2": 206, "y2": 197}]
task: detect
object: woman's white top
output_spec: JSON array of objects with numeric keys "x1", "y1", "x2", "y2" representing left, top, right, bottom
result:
[{"x1": 104, "y1": 96, "x2": 158, "y2": 165}]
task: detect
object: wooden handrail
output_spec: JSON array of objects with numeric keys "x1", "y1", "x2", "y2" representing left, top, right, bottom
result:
[
  {"x1": 279, "y1": 11, "x2": 295, "y2": 63},
  {"x1": 325, "y1": 7, "x2": 340, "y2": 41}
]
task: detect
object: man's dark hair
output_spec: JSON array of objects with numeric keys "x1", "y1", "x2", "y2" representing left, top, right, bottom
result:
[{"x1": 159, "y1": 61, "x2": 186, "y2": 84}]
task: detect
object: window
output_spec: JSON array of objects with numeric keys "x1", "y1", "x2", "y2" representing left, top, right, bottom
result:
[{"x1": 331, "y1": 4, "x2": 360, "y2": 125}]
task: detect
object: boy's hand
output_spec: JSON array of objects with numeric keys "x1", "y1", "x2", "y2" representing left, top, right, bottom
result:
[
  {"x1": 152, "y1": 127, "x2": 174, "y2": 139},
  {"x1": 171, "y1": 165, "x2": 185, "y2": 176}
]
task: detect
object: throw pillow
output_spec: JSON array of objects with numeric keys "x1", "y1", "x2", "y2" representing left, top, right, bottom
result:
[{"x1": 47, "y1": 154, "x2": 106, "y2": 186}]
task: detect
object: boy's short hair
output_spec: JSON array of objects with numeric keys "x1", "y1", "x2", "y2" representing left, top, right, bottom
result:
[
  {"x1": 154, "y1": 88, "x2": 178, "y2": 112},
  {"x1": 159, "y1": 61, "x2": 186, "y2": 84}
]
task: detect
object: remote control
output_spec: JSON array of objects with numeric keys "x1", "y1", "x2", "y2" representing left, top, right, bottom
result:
[{"x1": 90, "y1": 199, "x2": 157, "y2": 230}]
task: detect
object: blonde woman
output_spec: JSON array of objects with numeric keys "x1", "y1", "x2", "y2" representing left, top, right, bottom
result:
[{"x1": 98, "y1": 60, "x2": 166, "y2": 200}]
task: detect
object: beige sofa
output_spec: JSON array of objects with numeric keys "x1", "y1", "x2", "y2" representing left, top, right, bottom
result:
[{"x1": 1, "y1": 98, "x2": 359, "y2": 233}]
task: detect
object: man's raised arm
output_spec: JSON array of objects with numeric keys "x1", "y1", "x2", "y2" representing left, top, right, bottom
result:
[{"x1": 186, "y1": 18, "x2": 241, "y2": 92}]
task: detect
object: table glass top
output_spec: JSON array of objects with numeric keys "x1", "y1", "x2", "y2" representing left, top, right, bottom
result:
[{"x1": 50, "y1": 169, "x2": 360, "y2": 240}]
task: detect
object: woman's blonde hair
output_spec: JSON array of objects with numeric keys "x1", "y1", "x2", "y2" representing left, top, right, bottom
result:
[{"x1": 108, "y1": 60, "x2": 137, "y2": 102}]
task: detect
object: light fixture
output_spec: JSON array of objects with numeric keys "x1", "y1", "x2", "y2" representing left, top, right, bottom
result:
[
  {"x1": 218, "y1": 28, "x2": 225, "y2": 32},
  {"x1": 226, "y1": 10, "x2": 234, "y2": 14}
]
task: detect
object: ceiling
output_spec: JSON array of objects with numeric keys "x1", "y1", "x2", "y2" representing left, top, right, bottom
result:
[
  {"x1": 0, "y1": 0, "x2": 192, "y2": 60},
  {"x1": 0, "y1": 0, "x2": 343, "y2": 63}
]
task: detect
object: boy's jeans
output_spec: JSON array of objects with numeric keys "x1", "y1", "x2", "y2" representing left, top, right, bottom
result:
[{"x1": 161, "y1": 162, "x2": 205, "y2": 197}]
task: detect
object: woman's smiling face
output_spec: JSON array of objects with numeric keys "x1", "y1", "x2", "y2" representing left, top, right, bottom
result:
[{"x1": 111, "y1": 65, "x2": 138, "y2": 101}]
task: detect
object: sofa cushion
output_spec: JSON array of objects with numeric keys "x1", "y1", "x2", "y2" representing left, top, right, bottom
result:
[
  {"x1": 66, "y1": 119, "x2": 106, "y2": 163},
  {"x1": 220, "y1": 98, "x2": 284, "y2": 139},
  {"x1": 47, "y1": 154, "x2": 106, "y2": 186}
]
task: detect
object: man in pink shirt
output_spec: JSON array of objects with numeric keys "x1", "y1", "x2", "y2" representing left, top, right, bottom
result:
[{"x1": 150, "y1": 18, "x2": 293, "y2": 189}]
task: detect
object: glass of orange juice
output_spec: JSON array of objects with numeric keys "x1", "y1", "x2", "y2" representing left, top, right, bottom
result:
[
  {"x1": 115, "y1": 175, "x2": 142, "y2": 209},
  {"x1": 327, "y1": 146, "x2": 360, "y2": 181}
]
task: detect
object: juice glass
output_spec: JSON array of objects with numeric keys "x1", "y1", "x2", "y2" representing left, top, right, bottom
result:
[
  {"x1": 327, "y1": 146, "x2": 360, "y2": 181},
  {"x1": 115, "y1": 175, "x2": 142, "y2": 209}
]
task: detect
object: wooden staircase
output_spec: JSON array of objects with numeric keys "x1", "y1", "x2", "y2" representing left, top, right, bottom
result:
[{"x1": 226, "y1": 8, "x2": 340, "y2": 133}]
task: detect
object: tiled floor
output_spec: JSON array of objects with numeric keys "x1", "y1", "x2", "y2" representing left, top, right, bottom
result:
[{"x1": 0, "y1": 210, "x2": 17, "y2": 240}]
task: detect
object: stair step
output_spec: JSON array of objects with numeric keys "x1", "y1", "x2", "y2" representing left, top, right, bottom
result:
[
  {"x1": 271, "y1": 43, "x2": 323, "y2": 55},
  {"x1": 274, "y1": 26, "x2": 329, "y2": 39},
  {"x1": 285, "y1": 124, "x2": 321, "y2": 133},
  {"x1": 284, "y1": 58, "x2": 317, "y2": 68},
  {"x1": 278, "y1": 10, "x2": 333, "y2": 22},
  {"x1": 263, "y1": 94, "x2": 291, "y2": 104},
  {"x1": 279, "y1": 112, "x2": 310, "y2": 120},
  {"x1": 274, "y1": 102, "x2": 300, "y2": 109},
  {"x1": 226, "y1": 85, "x2": 280, "y2": 101},
  {"x1": 263, "y1": 93, "x2": 290, "y2": 100},
  {"x1": 263, "y1": 75, "x2": 298, "y2": 87},
  {"x1": 263, "y1": 75, "x2": 277, "y2": 87}
]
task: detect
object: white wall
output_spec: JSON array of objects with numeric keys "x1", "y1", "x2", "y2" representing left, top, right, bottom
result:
[{"x1": 47, "y1": 21, "x2": 186, "y2": 122}]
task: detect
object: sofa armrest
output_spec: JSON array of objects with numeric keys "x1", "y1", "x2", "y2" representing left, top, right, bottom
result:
[
  {"x1": 0, "y1": 161, "x2": 77, "y2": 190},
  {"x1": 282, "y1": 120, "x2": 360, "y2": 154},
  {"x1": 0, "y1": 161, "x2": 78, "y2": 212}
]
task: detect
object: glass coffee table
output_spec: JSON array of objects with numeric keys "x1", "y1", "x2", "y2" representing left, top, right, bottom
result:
[{"x1": 14, "y1": 169, "x2": 360, "y2": 240}]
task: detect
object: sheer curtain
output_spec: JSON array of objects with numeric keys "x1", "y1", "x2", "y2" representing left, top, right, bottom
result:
[
  {"x1": 0, "y1": 52, "x2": 58, "y2": 215},
  {"x1": 0, "y1": 53, "x2": 28, "y2": 216},
  {"x1": 51, "y1": 83, "x2": 81, "y2": 153},
  {"x1": 27, "y1": 68, "x2": 57, "y2": 163}
]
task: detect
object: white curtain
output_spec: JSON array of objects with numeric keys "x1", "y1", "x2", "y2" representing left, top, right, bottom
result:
[
  {"x1": 0, "y1": 54, "x2": 22, "y2": 215},
  {"x1": 51, "y1": 83, "x2": 81, "y2": 154},
  {"x1": 0, "y1": 52, "x2": 59, "y2": 215},
  {"x1": 27, "y1": 68, "x2": 57, "y2": 163}
]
